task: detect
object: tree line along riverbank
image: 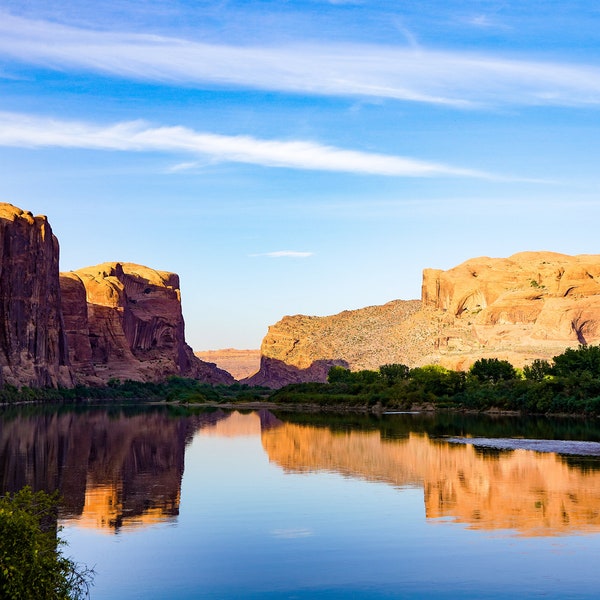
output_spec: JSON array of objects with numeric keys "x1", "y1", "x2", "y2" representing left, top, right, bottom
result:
[{"x1": 2, "y1": 345, "x2": 600, "y2": 416}]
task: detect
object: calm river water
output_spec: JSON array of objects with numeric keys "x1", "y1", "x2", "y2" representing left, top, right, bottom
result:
[{"x1": 2, "y1": 405, "x2": 600, "y2": 598}]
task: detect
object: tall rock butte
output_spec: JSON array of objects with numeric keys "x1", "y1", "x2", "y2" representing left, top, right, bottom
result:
[
  {"x1": 0, "y1": 204, "x2": 71, "y2": 387},
  {"x1": 0, "y1": 203, "x2": 232, "y2": 387},
  {"x1": 60, "y1": 263, "x2": 234, "y2": 385},
  {"x1": 246, "y1": 251, "x2": 600, "y2": 387}
]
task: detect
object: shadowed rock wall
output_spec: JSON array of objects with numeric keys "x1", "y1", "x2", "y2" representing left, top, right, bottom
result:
[
  {"x1": 0, "y1": 204, "x2": 71, "y2": 387},
  {"x1": 61, "y1": 263, "x2": 234, "y2": 384}
]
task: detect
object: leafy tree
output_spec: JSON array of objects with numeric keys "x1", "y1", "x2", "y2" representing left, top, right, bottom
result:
[
  {"x1": 353, "y1": 370, "x2": 381, "y2": 384},
  {"x1": 409, "y1": 365, "x2": 465, "y2": 396},
  {"x1": 523, "y1": 359, "x2": 552, "y2": 381},
  {"x1": 552, "y1": 345, "x2": 600, "y2": 378},
  {"x1": 379, "y1": 363, "x2": 410, "y2": 385},
  {"x1": 327, "y1": 366, "x2": 355, "y2": 384},
  {"x1": 0, "y1": 487, "x2": 93, "y2": 599},
  {"x1": 469, "y1": 358, "x2": 517, "y2": 383}
]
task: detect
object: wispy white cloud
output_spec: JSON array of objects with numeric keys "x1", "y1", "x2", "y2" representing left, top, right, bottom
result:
[
  {"x1": 1, "y1": 13, "x2": 600, "y2": 108},
  {"x1": 270, "y1": 528, "x2": 314, "y2": 539},
  {"x1": 0, "y1": 111, "x2": 496, "y2": 178},
  {"x1": 250, "y1": 251, "x2": 314, "y2": 258}
]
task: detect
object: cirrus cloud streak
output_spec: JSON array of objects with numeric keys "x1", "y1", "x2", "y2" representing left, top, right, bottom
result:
[
  {"x1": 0, "y1": 111, "x2": 495, "y2": 178},
  {"x1": 1, "y1": 13, "x2": 600, "y2": 108}
]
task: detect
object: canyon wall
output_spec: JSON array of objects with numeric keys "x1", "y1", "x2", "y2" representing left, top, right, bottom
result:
[
  {"x1": 0, "y1": 203, "x2": 232, "y2": 387},
  {"x1": 0, "y1": 204, "x2": 72, "y2": 387},
  {"x1": 250, "y1": 251, "x2": 600, "y2": 387},
  {"x1": 61, "y1": 263, "x2": 233, "y2": 385},
  {"x1": 244, "y1": 300, "x2": 427, "y2": 387}
]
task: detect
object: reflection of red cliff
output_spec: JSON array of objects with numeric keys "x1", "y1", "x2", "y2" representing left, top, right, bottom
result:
[
  {"x1": 0, "y1": 410, "x2": 227, "y2": 532},
  {"x1": 261, "y1": 421, "x2": 600, "y2": 536}
]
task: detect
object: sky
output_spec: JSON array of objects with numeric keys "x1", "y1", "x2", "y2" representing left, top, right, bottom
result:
[{"x1": 1, "y1": 0, "x2": 600, "y2": 351}]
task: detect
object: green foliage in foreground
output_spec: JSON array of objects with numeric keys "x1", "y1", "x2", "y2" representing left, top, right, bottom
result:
[
  {"x1": 272, "y1": 345, "x2": 600, "y2": 416},
  {"x1": 0, "y1": 487, "x2": 93, "y2": 599}
]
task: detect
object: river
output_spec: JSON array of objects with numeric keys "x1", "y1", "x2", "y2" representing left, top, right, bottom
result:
[{"x1": 1, "y1": 405, "x2": 600, "y2": 598}]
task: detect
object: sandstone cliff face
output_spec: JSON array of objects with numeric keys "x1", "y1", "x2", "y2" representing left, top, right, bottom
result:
[
  {"x1": 61, "y1": 262, "x2": 234, "y2": 385},
  {"x1": 423, "y1": 251, "x2": 600, "y2": 370},
  {"x1": 250, "y1": 252, "x2": 600, "y2": 387},
  {"x1": 0, "y1": 204, "x2": 71, "y2": 387},
  {"x1": 0, "y1": 201, "x2": 231, "y2": 388}
]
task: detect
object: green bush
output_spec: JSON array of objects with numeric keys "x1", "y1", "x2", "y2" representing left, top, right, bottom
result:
[
  {"x1": 470, "y1": 358, "x2": 517, "y2": 383},
  {"x1": 0, "y1": 487, "x2": 93, "y2": 599}
]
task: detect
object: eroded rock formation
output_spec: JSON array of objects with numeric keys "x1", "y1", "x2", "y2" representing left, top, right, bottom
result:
[
  {"x1": 244, "y1": 300, "x2": 425, "y2": 387},
  {"x1": 0, "y1": 202, "x2": 232, "y2": 387},
  {"x1": 61, "y1": 263, "x2": 234, "y2": 384},
  {"x1": 250, "y1": 252, "x2": 600, "y2": 387},
  {"x1": 0, "y1": 204, "x2": 71, "y2": 387}
]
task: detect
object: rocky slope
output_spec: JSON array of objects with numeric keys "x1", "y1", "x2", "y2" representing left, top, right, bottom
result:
[
  {"x1": 244, "y1": 300, "x2": 426, "y2": 387},
  {"x1": 195, "y1": 348, "x2": 261, "y2": 380},
  {"x1": 248, "y1": 251, "x2": 600, "y2": 387},
  {"x1": 0, "y1": 202, "x2": 231, "y2": 387}
]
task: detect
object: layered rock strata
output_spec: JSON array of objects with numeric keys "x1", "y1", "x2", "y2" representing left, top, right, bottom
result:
[
  {"x1": 0, "y1": 204, "x2": 71, "y2": 387},
  {"x1": 0, "y1": 202, "x2": 231, "y2": 387},
  {"x1": 250, "y1": 252, "x2": 600, "y2": 387},
  {"x1": 60, "y1": 262, "x2": 234, "y2": 385}
]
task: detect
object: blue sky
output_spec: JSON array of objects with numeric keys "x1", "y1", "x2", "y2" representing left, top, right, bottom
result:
[{"x1": 1, "y1": 1, "x2": 600, "y2": 350}]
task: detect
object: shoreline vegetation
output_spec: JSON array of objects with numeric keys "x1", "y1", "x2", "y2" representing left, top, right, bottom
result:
[{"x1": 2, "y1": 345, "x2": 600, "y2": 417}]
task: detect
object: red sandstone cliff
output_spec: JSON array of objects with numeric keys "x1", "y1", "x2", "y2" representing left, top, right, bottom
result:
[
  {"x1": 195, "y1": 348, "x2": 261, "y2": 380},
  {"x1": 0, "y1": 202, "x2": 232, "y2": 387},
  {"x1": 0, "y1": 204, "x2": 71, "y2": 387},
  {"x1": 60, "y1": 262, "x2": 234, "y2": 385}
]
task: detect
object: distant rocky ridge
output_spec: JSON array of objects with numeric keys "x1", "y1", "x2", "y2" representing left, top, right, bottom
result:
[
  {"x1": 247, "y1": 251, "x2": 600, "y2": 387},
  {"x1": 195, "y1": 349, "x2": 261, "y2": 381},
  {"x1": 0, "y1": 203, "x2": 232, "y2": 387}
]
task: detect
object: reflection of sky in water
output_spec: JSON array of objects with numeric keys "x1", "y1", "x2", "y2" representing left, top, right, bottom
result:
[{"x1": 60, "y1": 412, "x2": 600, "y2": 599}]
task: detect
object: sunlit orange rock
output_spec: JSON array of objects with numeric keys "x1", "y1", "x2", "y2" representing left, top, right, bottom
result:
[
  {"x1": 195, "y1": 348, "x2": 261, "y2": 380},
  {"x1": 251, "y1": 251, "x2": 600, "y2": 386},
  {"x1": 60, "y1": 262, "x2": 234, "y2": 384}
]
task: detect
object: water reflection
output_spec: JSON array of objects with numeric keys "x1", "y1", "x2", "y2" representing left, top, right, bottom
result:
[
  {"x1": 261, "y1": 418, "x2": 600, "y2": 536},
  {"x1": 2, "y1": 407, "x2": 600, "y2": 538},
  {"x1": 0, "y1": 407, "x2": 229, "y2": 532}
]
